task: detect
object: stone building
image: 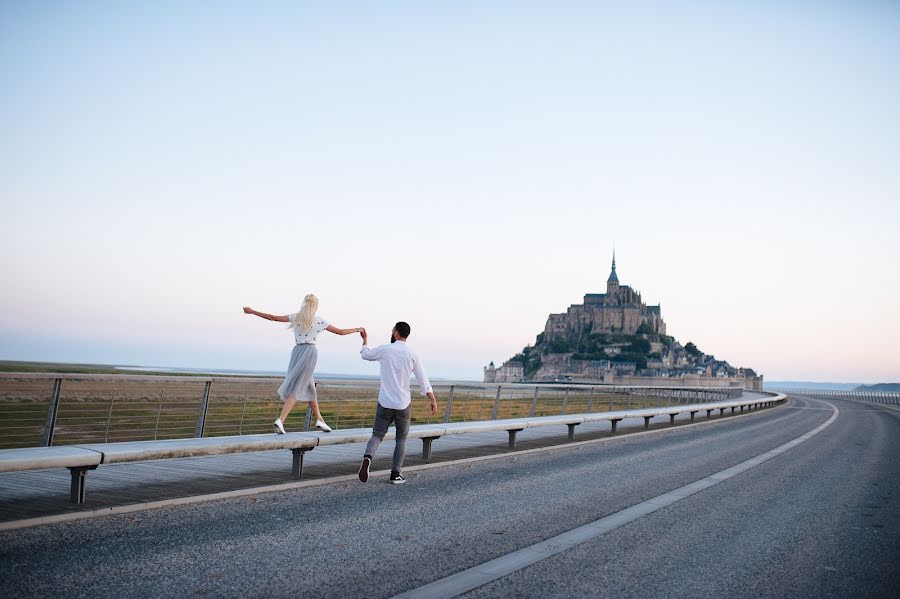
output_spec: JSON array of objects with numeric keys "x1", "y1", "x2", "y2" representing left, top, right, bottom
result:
[{"x1": 543, "y1": 253, "x2": 666, "y2": 342}]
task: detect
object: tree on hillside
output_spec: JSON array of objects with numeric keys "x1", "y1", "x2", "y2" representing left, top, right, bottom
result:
[{"x1": 684, "y1": 342, "x2": 702, "y2": 356}]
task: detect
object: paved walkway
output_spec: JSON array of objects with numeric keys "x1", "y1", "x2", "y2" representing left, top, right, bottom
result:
[{"x1": 0, "y1": 393, "x2": 771, "y2": 524}]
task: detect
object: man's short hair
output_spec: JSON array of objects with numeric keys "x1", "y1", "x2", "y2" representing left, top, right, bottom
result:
[{"x1": 395, "y1": 321, "x2": 411, "y2": 338}]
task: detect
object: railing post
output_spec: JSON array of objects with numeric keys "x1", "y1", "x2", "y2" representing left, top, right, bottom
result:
[
  {"x1": 104, "y1": 387, "x2": 116, "y2": 443},
  {"x1": 587, "y1": 386, "x2": 594, "y2": 413},
  {"x1": 443, "y1": 385, "x2": 455, "y2": 423},
  {"x1": 561, "y1": 387, "x2": 569, "y2": 415},
  {"x1": 303, "y1": 382, "x2": 315, "y2": 431},
  {"x1": 42, "y1": 378, "x2": 63, "y2": 447},
  {"x1": 154, "y1": 390, "x2": 164, "y2": 440},
  {"x1": 529, "y1": 387, "x2": 539, "y2": 417},
  {"x1": 491, "y1": 386, "x2": 502, "y2": 420},
  {"x1": 194, "y1": 381, "x2": 212, "y2": 438}
]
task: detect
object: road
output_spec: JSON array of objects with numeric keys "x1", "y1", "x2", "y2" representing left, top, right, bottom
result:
[{"x1": 1, "y1": 395, "x2": 897, "y2": 598}]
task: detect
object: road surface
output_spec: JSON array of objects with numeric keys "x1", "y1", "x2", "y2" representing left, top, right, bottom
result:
[{"x1": 1, "y1": 395, "x2": 897, "y2": 598}]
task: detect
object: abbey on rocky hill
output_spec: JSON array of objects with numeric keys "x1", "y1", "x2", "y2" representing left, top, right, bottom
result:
[{"x1": 485, "y1": 254, "x2": 762, "y2": 390}]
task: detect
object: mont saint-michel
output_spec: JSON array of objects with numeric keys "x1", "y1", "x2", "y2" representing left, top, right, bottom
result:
[{"x1": 485, "y1": 254, "x2": 763, "y2": 390}]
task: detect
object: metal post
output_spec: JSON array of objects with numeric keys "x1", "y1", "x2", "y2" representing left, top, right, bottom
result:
[
  {"x1": 238, "y1": 388, "x2": 248, "y2": 435},
  {"x1": 562, "y1": 387, "x2": 569, "y2": 415},
  {"x1": 492, "y1": 386, "x2": 502, "y2": 420},
  {"x1": 422, "y1": 437, "x2": 439, "y2": 460},
  {"x1": 587, "y1": 387, "x2": 594, "y2": 413},
  {"x1": 42, "y1": 378, "x2": 63, "y2": 447},
  {"x1": 567, "y1": 423, "x2": 577, "y2": 440},
  {"x1": 443, "y1": 385, "x2": 455, "y2": 423},
  {"x1": 303, "y1": 405, "x2": 313, "y2": 431},
  {"x1": 508, "y1": 429, "x2": 522, "y2": 448},
  {"x1": 154, "y1": 390, "x2": 164, "y2": 440},
  {"x1": 104, "y1": 388, "x2": 116, "y2": 443},
  {"x1": 530, "y1": 387, "x2": 539, "y2": 417},
  {"x1": 68, "y1": 465, "x2": 96, "y2": 504},
  {"x1": 291, "y1": 448, "x2": 309, "y2": 477},
  {"x1": 194, "y1": 381, "x2": 212, "y2": 438}
]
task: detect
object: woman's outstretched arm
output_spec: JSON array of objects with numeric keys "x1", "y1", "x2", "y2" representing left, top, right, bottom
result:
[
  {"x1": 326, "y1": 324, "x2": 363, "y2": 336},
  {"x1": 243, "y1": 307, "x2": 289, "y2": 322}
]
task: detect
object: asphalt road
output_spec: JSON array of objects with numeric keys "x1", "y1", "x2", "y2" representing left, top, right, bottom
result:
[{"x1": 1, "y1": 396, "x2": 897, "y2": 598}]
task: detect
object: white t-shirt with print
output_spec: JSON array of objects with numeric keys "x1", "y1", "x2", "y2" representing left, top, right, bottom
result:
[{"x1": 289, "y1": 314, "x2": 329, "y2": 344}]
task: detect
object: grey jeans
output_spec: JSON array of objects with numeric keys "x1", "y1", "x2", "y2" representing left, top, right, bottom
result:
[{"x1": 364, "y1": 403, "x2": 411, "y2": 473}]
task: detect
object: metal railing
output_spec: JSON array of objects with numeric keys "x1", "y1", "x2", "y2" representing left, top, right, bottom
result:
[
  {"x1": 0, "y1": 373, "x2": 743, "y2": 449},
  {"x1": 766, "y1": 387, "x2": 900, "y2": 407}
]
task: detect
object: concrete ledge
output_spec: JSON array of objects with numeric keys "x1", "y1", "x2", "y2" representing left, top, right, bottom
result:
[
  {"x1": 0, "y1": 446, "x2": 102, "y2": 472},
  {"x1": 79, "y1": 433, "x2": 320, "y2": 464}
]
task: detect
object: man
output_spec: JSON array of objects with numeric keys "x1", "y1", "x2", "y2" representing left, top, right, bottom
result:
[{"x1": 358, "y1": 322, "x2": 438, "y2": 484}]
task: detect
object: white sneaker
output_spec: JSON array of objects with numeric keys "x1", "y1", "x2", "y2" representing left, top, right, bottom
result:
[
  {"x1": 315, "y1": 419, "x2": 332, "y2": 433},
  {"x1": 273, "y1": 419, "x2": 286, "y2": 435}
]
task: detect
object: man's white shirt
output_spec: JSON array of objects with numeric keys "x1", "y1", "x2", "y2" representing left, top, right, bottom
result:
[{"x1": 360, "y1": 341, "x2": 433, "y2": 409}]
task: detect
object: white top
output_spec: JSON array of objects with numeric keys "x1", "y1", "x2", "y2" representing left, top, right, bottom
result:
[
  {"x1": 288, "y1": 315, "x2": 329, "y2": 345},
  {"x1": 360, "y1": 341, "x2": 433, "y2": 410}
]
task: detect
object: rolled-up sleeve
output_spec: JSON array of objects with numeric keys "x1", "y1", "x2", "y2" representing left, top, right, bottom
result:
[{"x1": 412, "y1": 354, "x2": 433, "y2": 396}]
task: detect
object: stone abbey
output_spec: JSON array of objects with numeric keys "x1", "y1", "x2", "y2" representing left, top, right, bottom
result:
[
  {"x1": 485, "y1": 254, "x2": 763, "y2": 390},
  {"x1": 544, "y1": 252, "x2": 665, "y2": 339}
]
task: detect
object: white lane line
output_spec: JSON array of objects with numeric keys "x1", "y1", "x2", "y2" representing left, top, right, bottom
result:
[{"x1": 393, "y1": 400, "x2": 839, "y2": 599}]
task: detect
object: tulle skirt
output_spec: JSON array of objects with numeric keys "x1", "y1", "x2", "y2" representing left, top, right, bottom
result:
[{"x1": 278, "y1": 343, "x2": 318, "y2": 402}]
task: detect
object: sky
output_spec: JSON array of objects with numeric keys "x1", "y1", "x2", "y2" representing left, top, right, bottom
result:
[{"x1": 1, "y1": 1, "x2": 898, "y2": 383}]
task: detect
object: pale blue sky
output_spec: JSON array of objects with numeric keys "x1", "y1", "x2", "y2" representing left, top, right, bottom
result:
[{"x1": 1, "y1": 1, "x2": 898, "y2": 382}]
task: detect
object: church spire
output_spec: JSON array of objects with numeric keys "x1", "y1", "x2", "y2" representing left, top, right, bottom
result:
[{"x1": 607, "y1": 250, "x2": 619, "y2": 284}]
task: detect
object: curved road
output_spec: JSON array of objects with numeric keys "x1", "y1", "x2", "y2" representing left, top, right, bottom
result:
[{"x1": 1, "y1": 396, "x2": 897, "y2": 598}]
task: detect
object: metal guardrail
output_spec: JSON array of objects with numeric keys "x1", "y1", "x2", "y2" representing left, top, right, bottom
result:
[
  {"x1": 0, "y1": 373, "x2": 743, "y2": 449},
  {"x1": 766, "y1": 387, "x2": 899, "y2": 407}
]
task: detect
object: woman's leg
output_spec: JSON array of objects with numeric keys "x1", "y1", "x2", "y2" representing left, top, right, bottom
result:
[
  {"x1": 278, "y1": 395, "x2": 297, "y2": 422},
  {"x1": 308, "y1": 399, "x2": 324, "y2": 422}
]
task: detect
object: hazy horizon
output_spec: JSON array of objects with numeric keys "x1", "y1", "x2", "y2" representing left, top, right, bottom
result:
[{"x1": 2, "y1": 2, "x2": 898, "y2": 383}]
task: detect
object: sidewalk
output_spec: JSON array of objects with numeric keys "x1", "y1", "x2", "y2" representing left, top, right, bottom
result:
[{"x1": 0, "y1": 403, "x2": 767, "y2": 525}]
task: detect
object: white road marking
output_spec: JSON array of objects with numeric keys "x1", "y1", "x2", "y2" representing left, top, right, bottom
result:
[{"x1": 393, "y1": 400, "x2": 839, "y2": 599}]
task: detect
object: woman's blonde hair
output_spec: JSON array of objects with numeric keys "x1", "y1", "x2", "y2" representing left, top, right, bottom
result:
[{"x1": 290, "y1": 294, "x2": 319, "y2": 333}]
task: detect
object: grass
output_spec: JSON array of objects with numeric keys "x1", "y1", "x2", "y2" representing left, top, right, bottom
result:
[{"x1": 0, "y1": 375, "x2": 684, "y2": 450}]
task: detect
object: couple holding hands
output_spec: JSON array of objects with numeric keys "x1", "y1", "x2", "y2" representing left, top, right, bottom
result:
[{"x1": 243, "y1": 294, "x2": 437, "y2": 484}]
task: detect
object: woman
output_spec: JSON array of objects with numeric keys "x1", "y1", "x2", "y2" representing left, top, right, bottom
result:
[{"x1": 243, "y1": 294, "x2": 362, "y2": 434}]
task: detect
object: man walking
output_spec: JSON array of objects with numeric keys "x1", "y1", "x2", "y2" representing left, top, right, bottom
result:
[{"x1": 358, "y1": 322, "x2": 437, "y2": 484}]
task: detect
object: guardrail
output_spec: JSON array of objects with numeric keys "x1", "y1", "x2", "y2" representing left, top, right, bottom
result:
[
  {"x1": 0, "y1": 373, "x2": 743, "y2": 449},
  {"x1": 766, "y1": 387, "x2": 899, "y2": 407},
  {"x1": 0, "y1": 390, "x2": 784, "y2": 504}
]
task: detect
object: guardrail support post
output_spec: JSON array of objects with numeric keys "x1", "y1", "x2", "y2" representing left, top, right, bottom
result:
[
  {"x1": 643, "y1": 416, "x2": 652, "y2": 429},
  {"x1": 707, "y1": 409, "x2": 713, "y2": 418},
  {"x1": 611, "y1": 419, "x2": 621, "y2": 434},
  {"x1": 690, "y1": 411, "x2": 697, "y2": 421},
  {"x1": 720, "y1": 408, "x2": 726, "y2": 416},
  {"x1": 422, "y1": 437, "x2": 439, "y2": 460},
  {"x1": 567, "y1": 423, "x2": 577, "y2": 440},
  {"x1": 42, "y1": 378, "x2": 63, "y2": 447},
  {"x1": 670, "y1": 414, "x2": 676, "y2": 425},
  {"x1": 68, "y1": 465, "x2": 97, "y2": 504},
  {"x1": 443, "y1": 385, "x2": 455, "y2": 423},
  {"x1": 194, "y1": 381, "x2": 212, "y2": 438},
  {"x1": 291, "y1": 448, "x2": 310, "y2": 478},
  {"x1": 731, "y1": 406, "x2": 736, "y2": 414},
  {"x1": 492, "y1": 386, "x2": 502, "y2": 420},
  {"x1": 509, "y1": 429, "x2": 523, "y2": 448}
]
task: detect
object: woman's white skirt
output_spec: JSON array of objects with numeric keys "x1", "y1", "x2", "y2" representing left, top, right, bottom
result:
[{"x1": 278, "y1": 343, "x2": 318, "y2": 402}]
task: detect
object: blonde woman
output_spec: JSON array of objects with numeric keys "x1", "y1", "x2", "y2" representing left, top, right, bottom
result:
[{"x1": 243, "y1": 294, "x2": 362, "y2": 434}]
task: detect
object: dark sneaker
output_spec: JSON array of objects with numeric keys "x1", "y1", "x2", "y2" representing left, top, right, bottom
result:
[
  {"x1": 358, "y1": 456, "x2": 371, "y2": 483},
  {"x1": 389, "y1": 471, "x2": 406, "y2": 485}
]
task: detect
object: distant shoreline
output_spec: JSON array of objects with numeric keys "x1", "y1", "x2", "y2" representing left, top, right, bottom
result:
[{"x1": 0, "y1": 360, "x2": 467, "y2": 382}]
